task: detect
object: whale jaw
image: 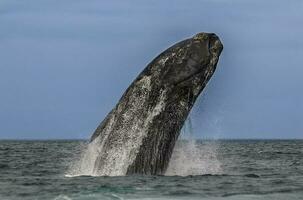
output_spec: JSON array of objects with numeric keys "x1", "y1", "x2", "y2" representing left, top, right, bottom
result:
[{"x1": 90, "y1": 33, "x2": 223, "y2": 176}]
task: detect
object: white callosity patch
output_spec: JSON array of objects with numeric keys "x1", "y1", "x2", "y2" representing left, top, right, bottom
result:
[
  {"x1": 158, "y1": 56, "x2": 169, "y2": 65},
  {"x1": 138, "y1": 75, "x2": 152, "y2": 91}
]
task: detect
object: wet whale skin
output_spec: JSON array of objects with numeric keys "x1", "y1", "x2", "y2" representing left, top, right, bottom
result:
[{"x1": 90, "y1": 32, "x2": 223, "y2": 175}]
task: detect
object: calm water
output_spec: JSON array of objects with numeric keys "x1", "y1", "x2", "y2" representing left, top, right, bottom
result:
[{"x1": 0, "y1": 140, "x2": 302, "y2": 200}]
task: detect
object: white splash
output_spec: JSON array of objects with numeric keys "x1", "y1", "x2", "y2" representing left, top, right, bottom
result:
[
  {"x1": 53, "y1": 195, "x2": 72, "y2": 200},
  {"x1": 166, "y1": 118, "x2": 222, "y2": 176},
  {"x1": 166, "y1": 140, "x2": 222, "y2": 176},
  {"x1": 66, "y1": 140, "x2": 100, "y2": 177}
]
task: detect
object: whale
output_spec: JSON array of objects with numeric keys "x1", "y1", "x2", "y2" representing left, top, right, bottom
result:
[{"x1": 90, "y1": 32, "x2": 223, "y2": 176}]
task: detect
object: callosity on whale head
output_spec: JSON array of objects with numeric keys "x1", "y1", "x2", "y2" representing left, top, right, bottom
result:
[
  {"x1": 161, "y1": 33, "x2": 223, "y2": 86},
  {"x1": 90, "y1": 33, "x2": 223, "y2": 176}
]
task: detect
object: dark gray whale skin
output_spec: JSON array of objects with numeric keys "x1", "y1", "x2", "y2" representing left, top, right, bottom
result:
[{"x1": 90, "y1": 33, "x2": 223, "y2": 175}]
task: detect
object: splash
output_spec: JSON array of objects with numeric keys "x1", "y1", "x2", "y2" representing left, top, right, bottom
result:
[
  {"x1": 67, "y1": 116, "x2": 222, "y2": 177},
  {"x1": 66, "y1": 140, "x2": 100, "y2": 177},
  {"x1": 166, "y1": 117, "x2": 222, "y2": 176},
  {"x1": 53, "y1": 195, "x2": 72, "y2": 200}
]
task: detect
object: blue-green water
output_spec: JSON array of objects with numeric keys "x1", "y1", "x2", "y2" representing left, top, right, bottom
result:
[{"x1": 0, "y1": 140, "x2": 302, "y2": 200}]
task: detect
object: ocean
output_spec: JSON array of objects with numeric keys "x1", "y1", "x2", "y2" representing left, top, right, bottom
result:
[{"x1": 0, "y1": 140, "x2": 302, "y2": 200}]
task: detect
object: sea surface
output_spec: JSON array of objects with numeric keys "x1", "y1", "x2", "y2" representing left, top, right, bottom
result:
[{"x1": 0, "y1": 140, "x2": 302, "y2": 200}]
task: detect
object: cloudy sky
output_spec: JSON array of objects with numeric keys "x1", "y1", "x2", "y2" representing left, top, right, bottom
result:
[{"x1": 0, "y1": 0, "x2": 302, "y2": 139}]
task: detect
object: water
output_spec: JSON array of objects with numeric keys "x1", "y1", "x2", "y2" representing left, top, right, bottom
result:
[{"x1": 0, "y1": 140, "x2": 302, "y2": 200}]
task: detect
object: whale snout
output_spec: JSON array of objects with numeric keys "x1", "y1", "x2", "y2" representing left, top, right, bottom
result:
[
  {"x1": 193, "y1": 32, "x2": 222, "y2": 47},
  {"x1": 192, "y1": 32, "x2": 223, "y2": 64},
  {"x1": 167, "y1": 33, "x2": 223, "y2": 86},
  {"x1": 208, "y1": 33, "x2": 223, "y2": 57}
]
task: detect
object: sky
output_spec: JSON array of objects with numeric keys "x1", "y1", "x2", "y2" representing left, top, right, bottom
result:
[{"x1": 0, "y1": 0, "x2": 302, "y2": 139}]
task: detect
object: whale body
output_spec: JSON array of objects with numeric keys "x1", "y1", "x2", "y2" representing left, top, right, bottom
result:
[{"x1": 90, "y1": 33, "x2": 223, "y2": 176}]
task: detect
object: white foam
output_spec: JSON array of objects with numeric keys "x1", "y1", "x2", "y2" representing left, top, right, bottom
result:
[
  {"x1": 53, "y1": 195, "x2": 72, "y2": 200},
  {"x1": 166, "y1": 118, "x2": 222, "y2": 176},
  {"x1": 66, "y1": 140, "x2": 100, "y2": 176},
  {"x1": 166, "y1": 139, "x2": 222, "y2": 176}
]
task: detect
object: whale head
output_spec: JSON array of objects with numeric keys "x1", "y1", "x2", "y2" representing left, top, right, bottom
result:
[
  {"x1": 143, "y1": 33, "x2": 223, "y2": 112},
  {"x1": 163, "y1": 33, "x2": 223, "y2": 88}
]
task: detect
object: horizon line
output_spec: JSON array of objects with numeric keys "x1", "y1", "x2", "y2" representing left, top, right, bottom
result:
[{"x1": 0, "y1": 138, "x2": 302, "y2": 141}]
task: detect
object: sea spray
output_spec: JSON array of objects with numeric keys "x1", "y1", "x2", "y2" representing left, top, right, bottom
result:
[
  {"x1": 67, "y1": 116, "x2": 223, "y2": 177},
  {"x1": 166, "y1": 117, "x2": 222, "y2": 176},
  {"x1": 66, "y1": 140, "x2": 100, "y2": 176}
]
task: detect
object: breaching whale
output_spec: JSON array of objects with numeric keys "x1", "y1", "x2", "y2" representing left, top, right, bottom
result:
[{"x1": 90, "y1": 32, "x2": 223, "y2": 176}]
